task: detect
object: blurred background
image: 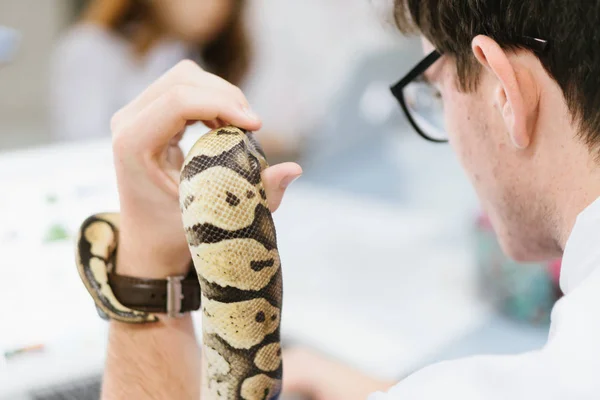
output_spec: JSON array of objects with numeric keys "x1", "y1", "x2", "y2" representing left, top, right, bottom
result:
[{"x1": 0, "y1": 1, "x2": 559, "y2": 399}]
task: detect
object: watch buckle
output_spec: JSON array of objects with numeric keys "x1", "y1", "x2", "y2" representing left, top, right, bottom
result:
[{"x1": 166, "y1": 275, "x2": 185, "y2": 318}]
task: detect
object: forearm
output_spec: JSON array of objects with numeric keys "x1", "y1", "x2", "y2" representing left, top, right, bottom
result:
[
  {"x1": 102, "y1": 315, "x2": 201, "y2": 400},
  {"x1": 283, "y1": 348, "x2": 397, "y2": 400},
  {"x1": 98, "y1": 219, "x2": 201, "y2": 400},
  {"x1": 313, "y1": 361, "x2": 396, "y2": 400}
]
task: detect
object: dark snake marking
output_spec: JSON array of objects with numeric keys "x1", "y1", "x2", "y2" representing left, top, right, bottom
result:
[
  {"x1": 254, "y1": 311, "x2": 277, "y2": 323},
  {"x1": 226, "y1": 191, "x2": 241, "y2": 206},
  {"x1": 255, "y1": 311, "x2": 266, "y2": 322},
  {"x1": 250, "y1": 259, "x2": 275, "y2": 272},
  {"x1": 181, "y1": 141, "x2": 262, "y2": 187},
  {"x1": 186, "y1": 204, "x2": 277, "y2": 251},
  {"x1": 217, "y1": 128, "x2": 245, "y2": 136},
  {"x1": 183, "y1": 195, "x2": 195, "y2": 209},
  {"x1": 199, "y1": 268, "x2": 283, "y2": 307},
  {"x1": 203, "y1": 332, "x2": 282, "y2": 399}
]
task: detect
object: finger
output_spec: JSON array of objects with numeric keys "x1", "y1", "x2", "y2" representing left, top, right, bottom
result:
[
  {"x1": 121, "y1": 62, "x2": 246, "y2": 118},
  {"x1": 114, "y1": 86, "x2": 263, "y2": 196},
  {"x1": 281, "y1": 348, "x2": 316, "y2": 396},
  {"x1": 261, "y1": 162, "x2": 303, "y2": 212},
  {"x1": 204, "y1": 119, "x2": 221, "y2": 130},
  {"x1": 204, "y1": 118, "x2": 229, "y2": 130},
  {"x1": 126, "y1": 85, "x2": 262, "y2": 148},
  {"x1": 113, "y1": 60, "x2": 250, "y2": 129},
  {"x1": 169, "y1": 130, "x2": 185, "y2": 146}
]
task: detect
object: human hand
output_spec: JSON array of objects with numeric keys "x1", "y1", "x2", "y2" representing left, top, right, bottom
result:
[
  {"x1": 111, "y1": 60, "x2": 302, "y2": 279},
  {"x1": 282, "y1": 347, "x2": 396, "y2": 400}
]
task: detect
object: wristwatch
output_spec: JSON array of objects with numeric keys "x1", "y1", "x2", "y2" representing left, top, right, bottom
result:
[
  {"x1": 106, "y1": 266, "x2": 201, "y2": 318},
  {"x1": 76, "y1": 213, "x2": 202, "y2": 322}
]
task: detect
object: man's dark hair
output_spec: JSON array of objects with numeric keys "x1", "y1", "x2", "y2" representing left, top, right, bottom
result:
[{"x1": 394, "y1": 0, "x2": 600, "y2": 146}]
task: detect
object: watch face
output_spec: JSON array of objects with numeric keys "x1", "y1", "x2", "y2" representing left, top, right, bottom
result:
[{"x1": 0, "y1": 26, "x2": 19, "y2": 64}]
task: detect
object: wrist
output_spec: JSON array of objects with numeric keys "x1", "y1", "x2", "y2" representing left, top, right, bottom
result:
[
  {"x1": 116, "y1": 246, "x2": 187, "y2": 279},
  {"x1": 104, "y1": 314, "x2": 201, "y2": 399},
  {"x1": 116, "y1": 201, "x2": 191, "y2": 279},
  {"x1": 110, "y1": 312, "x2": 194, "y2": 330},
  {"x1": 117, "y1": 233, "x2": 191, "y2": 279}
]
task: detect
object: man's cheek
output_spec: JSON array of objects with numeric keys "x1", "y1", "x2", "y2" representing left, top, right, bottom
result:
[
  {"x1": 443, "y1": 101, "x2": 464, "y2": 145},
  {"x1": 445, "y1": 106, "x2": 479, "y2": 171}
]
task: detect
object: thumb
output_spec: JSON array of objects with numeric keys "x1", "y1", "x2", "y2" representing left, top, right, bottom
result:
[{"x1": 261, "y1": 162, "x2": 302, "y2": 212}]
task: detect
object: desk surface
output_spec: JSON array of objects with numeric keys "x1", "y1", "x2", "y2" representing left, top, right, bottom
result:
[{"x1": 0, "y1": 133, "x2": 546, "y2": 397}]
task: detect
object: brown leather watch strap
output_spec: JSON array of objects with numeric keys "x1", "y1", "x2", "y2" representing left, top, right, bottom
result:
[{"x1": 108, "y1": 269, "x2": 201, "y2": 314}]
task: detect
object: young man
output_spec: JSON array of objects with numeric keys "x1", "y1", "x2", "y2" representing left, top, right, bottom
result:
[
  {"x1": 285, "y1": 1, "x2": 600, "y2": 398},
  {"x1": 89, "y1": 0, "x2": 600, "y2": 398}
]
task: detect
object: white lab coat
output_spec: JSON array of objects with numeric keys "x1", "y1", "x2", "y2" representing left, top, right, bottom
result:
[{"x1": 370, "y1": 197, "x2": 600, "y2": 399}]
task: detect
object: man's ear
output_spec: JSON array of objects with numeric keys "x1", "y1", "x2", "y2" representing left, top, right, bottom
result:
[{"x1": 471, "y1": 35, "x2": 538, "y2": 149}]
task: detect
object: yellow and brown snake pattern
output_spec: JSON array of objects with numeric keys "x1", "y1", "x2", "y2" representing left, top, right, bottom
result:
[{"x1": 76, "y1": 126, "x2": 283, "y2": 399}]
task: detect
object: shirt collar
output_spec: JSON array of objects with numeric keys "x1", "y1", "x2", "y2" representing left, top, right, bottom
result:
[{"x1": 560, "y1": 196, "x2": 600, "y2": 294}]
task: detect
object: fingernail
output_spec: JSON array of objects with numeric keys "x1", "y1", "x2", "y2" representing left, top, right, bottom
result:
[
  {"x1": 242, "y1": 105, "x2": 260, "y2": 121},
  {"x1": 281, "y1": 174, "x2": 301, "y2": 189}
]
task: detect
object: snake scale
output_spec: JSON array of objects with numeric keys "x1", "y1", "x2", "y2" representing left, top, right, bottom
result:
[{"x1": 76, "y1": 126, "x2": 283, "y2": 400}]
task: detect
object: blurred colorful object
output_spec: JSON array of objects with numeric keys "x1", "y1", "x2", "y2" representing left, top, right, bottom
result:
[
  {"x1": 44, "y1": 223, "x2": 70, "y2": 243},
  {"x1": 475, "y1": 214, "x2": 562, "y2": 325},
  {"x1": 0, "y1": 26, "x2": 19, "y2": 63}
]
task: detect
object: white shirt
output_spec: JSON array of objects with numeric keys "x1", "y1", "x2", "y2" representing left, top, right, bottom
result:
[
  {"x1": 50, "y1": 24, "x2": 190, "y2": 141},
  {"x1": 370, "y1": 197, "x2": 600, "y2": 399}
]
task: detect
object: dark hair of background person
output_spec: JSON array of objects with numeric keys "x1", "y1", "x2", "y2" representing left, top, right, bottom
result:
[
  {"x1": 394, "y1": 0, "x2": 600, "y2": 149},
  {"x1": 82, "y1": 0, "x2": 251, "y2": 86}
]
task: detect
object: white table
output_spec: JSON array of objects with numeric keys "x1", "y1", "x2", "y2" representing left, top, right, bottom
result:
[{"x1": 0, "y1": 133, "x2": 492, "y2": 398}]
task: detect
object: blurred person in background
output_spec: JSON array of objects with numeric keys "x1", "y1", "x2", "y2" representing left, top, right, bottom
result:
[
  {"x1": 50, "y1": 0, "x2": 398, "y2": 159},
  {"x1": 50, "y1": 0, "x2": 251, "y2": 143}
]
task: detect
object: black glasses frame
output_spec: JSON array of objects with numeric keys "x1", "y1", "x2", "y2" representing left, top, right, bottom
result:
[{"x1": 390, "y1": 36, "x2": 549, "y2": 143}]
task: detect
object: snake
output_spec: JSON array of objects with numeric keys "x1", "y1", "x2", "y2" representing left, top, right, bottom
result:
[{"x1": 76, "y1": 126, "x2": 283, "y2": 400}]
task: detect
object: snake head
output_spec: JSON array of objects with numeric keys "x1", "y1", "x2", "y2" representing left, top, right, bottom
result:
[{"x1": 243, "y1": 130, "x2": 270, "y2": 171}]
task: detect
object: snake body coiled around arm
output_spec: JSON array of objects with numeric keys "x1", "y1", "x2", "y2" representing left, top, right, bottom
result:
[{"x1": 76, "y1": 126, "x2": 283, "y2": 400}]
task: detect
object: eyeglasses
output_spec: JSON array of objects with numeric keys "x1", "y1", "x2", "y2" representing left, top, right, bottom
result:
[{"x1": 390, "y1": 37, "x2": 549, "y2": 143}]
